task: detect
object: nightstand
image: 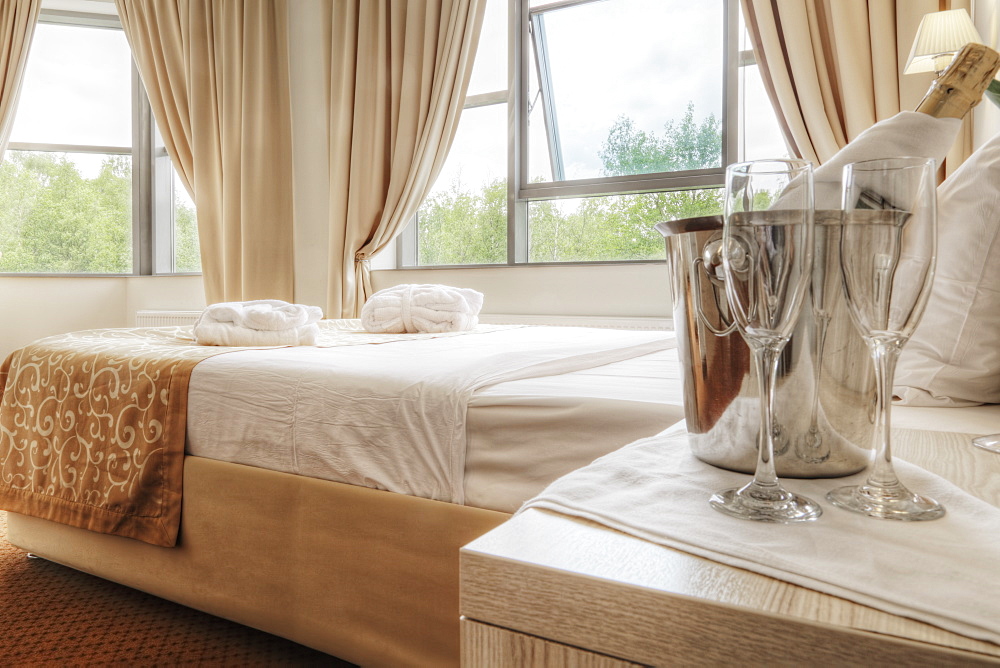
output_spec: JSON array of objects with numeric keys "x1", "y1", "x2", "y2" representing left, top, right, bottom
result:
[{"x1": 460, "y1": 429, "x2": 1000, "y2": 666}]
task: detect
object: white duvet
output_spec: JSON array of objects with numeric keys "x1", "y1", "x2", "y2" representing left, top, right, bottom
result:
[{"x1": 186, "y1": 326, "x2": 675, "y2": 504}]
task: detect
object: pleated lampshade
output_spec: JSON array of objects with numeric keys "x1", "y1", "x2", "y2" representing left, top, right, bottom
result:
[{"x1": 905, "y1": 8, "x2": 984, "y2": 75}]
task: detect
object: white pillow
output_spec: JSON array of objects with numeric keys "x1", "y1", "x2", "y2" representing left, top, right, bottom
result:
[{"x1": 895, "y1": 132, "x2": 1000, "y2": 406}]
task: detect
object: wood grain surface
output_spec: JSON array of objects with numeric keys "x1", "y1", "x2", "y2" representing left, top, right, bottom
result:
[{"x1": 460, "y1": 429, "x2": 1000, "y2": 666}]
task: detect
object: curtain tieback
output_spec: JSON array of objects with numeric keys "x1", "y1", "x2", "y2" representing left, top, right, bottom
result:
[{"x1": 354, "y1": 251, "x2": 370, "y2": 267}]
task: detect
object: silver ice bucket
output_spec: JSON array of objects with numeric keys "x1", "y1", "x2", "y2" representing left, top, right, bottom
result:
[{"x1": 656, "y1": 212, "x2": 873, "y2": 478}]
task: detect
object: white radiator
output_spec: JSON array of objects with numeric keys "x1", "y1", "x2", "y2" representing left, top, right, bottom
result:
[
  {"x1": 134, "y1": 310, "x2": 672, "y2": 330},
  {"x1": 479, "y1": 314, "x2": 672, "y2": 330},
  {"x1": 135, "y1": 310, "x2": 202, "y2": 327}
]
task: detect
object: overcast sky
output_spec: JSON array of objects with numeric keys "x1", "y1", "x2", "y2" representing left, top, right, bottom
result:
[
  {"x1": 12, "y1": 22, "x2": 131, "y2": 147},
  {"x1": 10, "y1": 22, "x2": 131, "y2": 178},
  {"x1": 433, "y1": 0, "x2": 787, "y2": 199}
]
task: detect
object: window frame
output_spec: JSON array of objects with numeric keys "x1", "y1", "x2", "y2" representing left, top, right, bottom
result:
[
  {"x1": 400, "y1": 0, "x2": 743, "y2": 269},
  {"x1": 1, "y1": 8, "x2": 197, "y2": 277}
]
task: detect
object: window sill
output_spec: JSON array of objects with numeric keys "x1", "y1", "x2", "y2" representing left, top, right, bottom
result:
[{"x1": 385, "y1": 260, "x2": 666, "y2": 271}]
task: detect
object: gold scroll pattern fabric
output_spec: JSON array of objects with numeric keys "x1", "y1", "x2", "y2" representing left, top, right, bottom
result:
[{"x1": 0, "y1": 327, "x2": 229, "y2": 547}]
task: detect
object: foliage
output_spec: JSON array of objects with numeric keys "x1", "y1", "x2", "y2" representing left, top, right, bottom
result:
[
  {"x1": 599, "y1": 103, "x2": 721, "y2": 175},
  {"x1": 418, "y1": 103, "x2": 724, "y2": 264},
  {"x1": 0, "y1": 151, "x2": 198, "y2": 273},
  {"x1": 418, "y1": 177, "x2": 507, "y2": 265},
  {"x1": 0, "y1": 104, "x2": 721, "y2": 272},
  {"x1": 173, "y1": 187, "x2": 201, "y2": 272}
]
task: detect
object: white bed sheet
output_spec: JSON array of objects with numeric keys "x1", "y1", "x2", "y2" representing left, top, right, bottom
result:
[
  {"x1": 185, "y1": 327, "x2": 679, "y2": 509},
  {"x1": 182, "y1": 325, "x2": 1000, "y2": 514},
  {"x1": 465, "y1": 349, "x2": 685, "y2": 512}
]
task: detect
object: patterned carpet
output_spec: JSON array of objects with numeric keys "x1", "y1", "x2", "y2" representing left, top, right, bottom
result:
[{"x1": 0, "y1": 512, "x2": 351, "y2": 666}]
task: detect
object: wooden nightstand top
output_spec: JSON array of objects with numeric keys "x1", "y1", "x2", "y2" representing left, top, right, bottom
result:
[{"x1": 461, "y1": 428, "x2": 1000, "y2": 666}]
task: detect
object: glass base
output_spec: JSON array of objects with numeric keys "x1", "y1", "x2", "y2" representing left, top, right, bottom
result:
[
  {"x1": 826, "y1": 483, "x2": 944, "y2": 521},
  {"x1": 709, "y1": 484, "x2": 822, "y2": 523},
  {"x1": 973, "y1": 434, "x2": 1000, "y2": 454}
]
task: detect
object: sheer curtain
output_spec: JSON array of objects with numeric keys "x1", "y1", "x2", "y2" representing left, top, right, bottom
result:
[
  {"x1": 115, "y1": 0, "x2": 295, "y2": 303},
  {"x1": 324, "y1": 0, "x2": 486, "y2": 318},
  {"x1": 0, "y1": 0, "x2": 41, "y2": 160},
  {"x1": 742, "y1": 0, "x2": 975, "y2": 174}
]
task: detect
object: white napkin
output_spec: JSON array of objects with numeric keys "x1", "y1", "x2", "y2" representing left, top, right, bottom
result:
[
  {"x1": 811, "y1": 111, "x2": 959, "y2": 208},
  {"x1": 520, "y1": 425, "x2": 1000, "y2": 645}
]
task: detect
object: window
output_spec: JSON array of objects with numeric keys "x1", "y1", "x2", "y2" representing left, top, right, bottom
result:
[
  {"x1": 0, "y1": 9, "x2": 198, "y2": 275},
  {"x1": 407, "y1": 0, "x2": 788, "y2": 267}
]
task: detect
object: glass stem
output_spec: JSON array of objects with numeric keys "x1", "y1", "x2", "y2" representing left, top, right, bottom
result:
[
  {"x1": 751, "y1": 341, "x2": 782, "y2": 490},
  {"x1": 808, "y1": 315, "x2": 829, "y2": 435},
  {"x1": 866, "y1": 339, "x2": 902, "y2": 490}
]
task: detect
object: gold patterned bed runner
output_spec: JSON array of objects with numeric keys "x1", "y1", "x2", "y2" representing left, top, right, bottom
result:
[{"x1": 0, "y1": 327, "x2": 231, "y2": 547}]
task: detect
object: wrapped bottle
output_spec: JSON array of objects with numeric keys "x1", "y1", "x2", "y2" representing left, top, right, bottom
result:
[
  {"x1": 916, "y1": 43, "x2": 1000, "y2": 119},
  {"x1": 658, "y1": 42, "x2": 1000, "y2": 477}
]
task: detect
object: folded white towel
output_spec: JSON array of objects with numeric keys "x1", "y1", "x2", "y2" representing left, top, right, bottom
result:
[
  {"x1": 361, "y1": 284, "x2": 484, "y2": 334},
  {"x1": 194, "y1": 299, "x2": 323, "y2": 346},
  {"x1": 772, "y1": 112, "x2": 961, "y2": 210}
]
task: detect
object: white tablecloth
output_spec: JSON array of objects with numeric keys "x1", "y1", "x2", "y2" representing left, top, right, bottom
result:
[{"x1": 521, "y1": 425, "x2": 1000, "y2": 644}]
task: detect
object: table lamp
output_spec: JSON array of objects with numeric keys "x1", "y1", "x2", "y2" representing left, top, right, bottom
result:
[{"x1": 905, "y1": 8, "x2": 984, "y2": 76}]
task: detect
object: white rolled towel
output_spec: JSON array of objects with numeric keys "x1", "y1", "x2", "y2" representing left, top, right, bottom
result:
[
  {"x1": 194, "y1": 299, "x2": 324, "y2": 346},
  {"x1": 773, "y1": 111, "x2": 961, "y2": 210},
  {"x1": 813, "y1": 111, "x2": 960, "y2": 208},
  {"x1": 361, "y1": 284, "x2": 484, "y2": 334}
]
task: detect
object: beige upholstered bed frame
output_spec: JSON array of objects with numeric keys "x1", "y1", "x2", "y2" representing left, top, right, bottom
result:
[{"x1": 6, "y1": 455, "x2": 508, "y2": 667}]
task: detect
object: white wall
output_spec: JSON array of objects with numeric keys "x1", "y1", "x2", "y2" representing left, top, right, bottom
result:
[
  {"x1": 372, "y1": 263, "x2": 671, "y2": 318},
  {"x1": 0, "y1": 275, "x2": 205, "y2": 359},
  {"x1": 288, "y1": 0, "x2": 333, "y2": 309},
  {"x1": 0, "y1": 278, "x2": 126, "y2": 358},
  {"x1": 124, "y1": 276, "x2": 206, "y2": 325}
]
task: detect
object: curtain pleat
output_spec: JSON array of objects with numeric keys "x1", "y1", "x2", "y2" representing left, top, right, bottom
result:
[
  {"x1": 0, "y1": 0, "x2": 41, "y2": 160},
  {"x1": 742, "y1": 0, "x2": 974, "y2": 174},
  {"x1": 116, "y1": 0, "x2": 295, "y2": 304},
  {"x1": 324, "y1": 0, "x2": 487, "y2": 318}
]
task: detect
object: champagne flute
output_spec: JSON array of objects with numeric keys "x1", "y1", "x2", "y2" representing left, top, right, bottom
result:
[
  {"x1": 710, "y1": 159, "x2": 822, "y2": 523},
  {"x1": 795, "y1": 212, "x2": 842, "y2": 464},
  {"x1": 826, "y1": 157, "x2": 944, "y2": 521}
]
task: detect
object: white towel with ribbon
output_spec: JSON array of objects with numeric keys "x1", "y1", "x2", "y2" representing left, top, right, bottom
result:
[
  {"x1": 774, "y1": 111, "x2": 961, "y2": 210},
  {"x1": 520, "y1": 425, "x2": 1000, "y2": 645},
  {"x1": 193, "y1": 299, "x2": 324, "y2": 346},
  {"x1": 361, "y1": 284, "x2": 484, "y2": 334}
]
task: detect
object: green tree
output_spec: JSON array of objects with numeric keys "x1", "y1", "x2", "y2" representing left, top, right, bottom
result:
[
  {"x1": 0, "y1": 152, "x2": 131, "y2": 272},
  {"x1": 0, "y1": 151, "x2": 200, "y2": 274},
  {"x1": 418, "y1": 177, "x2": 507, "y2": 266},
  {"x1": 418, "y1": 103, "x2": 724, "y2": 265},
  {"x1": 599, "y1": 103, "x2": 721, "y2": 175},
  {"x1": 174, "y1": 191, "x2": 200, "y2": 272}
]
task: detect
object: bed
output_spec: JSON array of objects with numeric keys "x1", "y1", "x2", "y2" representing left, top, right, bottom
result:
[
  {"x1": 0, "y1": 321, "x2": 685, "y2": 667},
  {"x1": 8, "y1": 320, "x2": 996, "y2": 666}
]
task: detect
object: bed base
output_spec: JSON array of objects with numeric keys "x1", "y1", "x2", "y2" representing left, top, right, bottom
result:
[{"x1": 6, "y1": 455, "x2": 508, "y2": 667}]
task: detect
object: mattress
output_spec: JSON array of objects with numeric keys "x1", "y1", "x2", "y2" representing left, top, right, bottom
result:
[
  {"x1": 186, "y1": 332, "x2": 685, "y2": 513},
  {"x1": 465, "y1": 349, "x2": 684, "y2": 511}
]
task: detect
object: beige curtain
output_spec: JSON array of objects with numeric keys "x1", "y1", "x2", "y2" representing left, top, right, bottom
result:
[
  {"x1": 742, "y1": 0, "x2": 974, "y2": 175},
  {"x1": 115, "y1": 0, "x2": 295, "y2": 304},
  {"x1": 324, "y1": 0, "x2": 487, "y2": 318},
  {"x1": 0, "y1": 0, "x2": 41, "y2": 159}
]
